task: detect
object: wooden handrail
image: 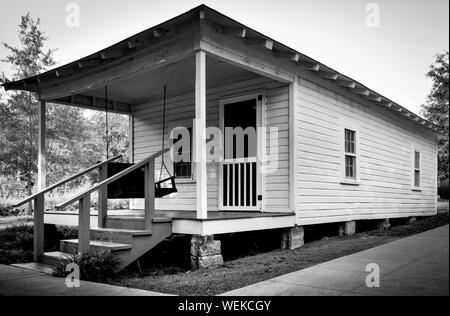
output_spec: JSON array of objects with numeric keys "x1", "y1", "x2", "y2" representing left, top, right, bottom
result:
[
  {"x1": 14, "y1": 155, "x2": 122, "y2": 208},
  {"x1": 56, "y1": 148, "x2": 170, "y2": 210}
]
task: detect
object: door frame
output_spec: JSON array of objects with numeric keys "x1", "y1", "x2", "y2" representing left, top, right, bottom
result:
[{"x1": 218, "y1": 92, "x2": 265, "y2": 211}]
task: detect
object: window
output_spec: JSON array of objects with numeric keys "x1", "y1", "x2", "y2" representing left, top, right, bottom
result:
[
  {"x1": 414, "y1": 150, "x2": 421, "y2": 188},
  {"x1": 344, "y1": 129, "x2": 357, "y2": 179},
  {"x1": 173, "y1": 128, "x2": 192, "y2": 179}
]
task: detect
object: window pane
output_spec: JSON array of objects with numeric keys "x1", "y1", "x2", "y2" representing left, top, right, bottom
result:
[
  {"x1": 345, "y1": 129, "x2": 356, "y2": 154},
  {"x1": 174, "y1": 128, "x2": 192, "y2": 179},
  {"x1": 345, "y1": 155, "x2": 356, "y2": 179},
  {"x1": 414, "y1": 151, "x2": 420, "y2": 170},
  {"x1": 414, "y1": 170, "x2": 420, "y2": 187}
]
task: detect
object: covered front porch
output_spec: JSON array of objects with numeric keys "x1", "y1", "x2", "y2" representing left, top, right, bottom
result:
[
  {"x1": 31, "y1": 14, "x2": 297, "y2": 222},
  {"x1": 5, "y1": 6, "x2": 300, "y2": 268}
]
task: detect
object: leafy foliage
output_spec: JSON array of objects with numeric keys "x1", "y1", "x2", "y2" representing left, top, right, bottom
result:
[
  {"x1": 0, "y1": 13, "x2": 129, "y2": 205},
  {"x1": 438, "y1": 178, "x2": 449, "y2": 200},
  {"x1": 421, "y1": 51, "x2": 449, "y2": 180},
  {"x1": 0, "y1": 13, "x2": 57, "y2": 203}
]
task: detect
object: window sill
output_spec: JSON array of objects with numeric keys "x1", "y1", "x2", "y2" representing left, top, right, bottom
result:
[
  {"x1": 412, "y1": 188, "x2": 422, "y2": 192},
  {"x1": 340, "y1": 179, "x2": 360, "y2": 186}
]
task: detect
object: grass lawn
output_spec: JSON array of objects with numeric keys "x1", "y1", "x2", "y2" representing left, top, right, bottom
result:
[
  {"x1": 0, "y1": 215, "x2": 33, "y2": 230},
  {"x1": 0, "y1": 224, "x2": 78, "y2": 265},
  {"x1": 111, "y1": 213, "x2": 449, "y2": 296}
]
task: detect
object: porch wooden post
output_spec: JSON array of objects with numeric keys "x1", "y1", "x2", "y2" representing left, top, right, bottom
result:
[
  {"x1": 78, "y1": 195, "x2": 91, "y2": 255},
  {"x1": 97, "y1": 166, "x2": 108, "y2": 228},
  {"x1": 129, "y1": 113, "x2": 134, "y2": 163},
  {"x1": 194, "y1": 50, "x2": 208, "y2": 219},
  {"x1": 33, "y1": 195, "x2": 45, "y2": 262},
  {"x1": 288, "y1": 77, "x2": 298, "y2": 212},
  {"x1": 144, "y1": 161, "x2": 155, "y2": 230},
  {"x1": 38, "y1": 101, "x2": 46, "y2": 191}
]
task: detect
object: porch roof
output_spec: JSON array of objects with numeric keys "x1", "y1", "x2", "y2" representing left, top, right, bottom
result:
[{"x1": 1, "y1": 4, "x2": 438, "y2": 132}]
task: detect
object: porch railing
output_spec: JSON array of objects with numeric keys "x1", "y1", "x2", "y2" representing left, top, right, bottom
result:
[
  {"x1": 14, "y1": 155, "x2": 122, "y2": 262},
  {"x1": 55, "y1": 148, "x2": 170, "y2": 257}
]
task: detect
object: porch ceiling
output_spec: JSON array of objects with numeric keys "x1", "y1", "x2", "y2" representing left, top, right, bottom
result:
[{"x1": 80, "y1": 55, "x2": 258, "y2": 105}]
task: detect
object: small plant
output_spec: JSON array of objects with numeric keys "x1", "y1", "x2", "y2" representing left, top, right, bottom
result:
[{"x1": 52, "y1": 251, "x2": 119, "y2": 282}]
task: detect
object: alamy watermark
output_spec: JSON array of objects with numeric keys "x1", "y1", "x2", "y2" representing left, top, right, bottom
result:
[
  {"x1": 365, "y1": 263, "x2": 380, "y2": 288},
  {"x1": 365, "y1": 3, "x2": 381, "y2": 28},
  {"x1": 170, "y1": 123, "x2": 280, "y2": 174},
  {"x1": 65, "y1": 263, "x2": 80, "y2": 288},
  {"x1": 65, "y1": 3, "x2": 80, "y2": 28}
]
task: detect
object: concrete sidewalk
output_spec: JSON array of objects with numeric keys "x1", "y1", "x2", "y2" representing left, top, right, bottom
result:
[
  {"x1": 223, "y1": 225, "x2": 449, "y2": 296},
  {"x1": 0, "y1": 264, "x2": 168, "y2": 296}
]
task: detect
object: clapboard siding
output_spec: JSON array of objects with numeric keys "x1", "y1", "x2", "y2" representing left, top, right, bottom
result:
[
  {"x1": 131, "y1": 76, "x2": 288, "y2": 211},
  {"x1": 295, "y1": 77, "x2": 437, "y2": 225},
  {"x1": 264, "y1": 85, "x2": 290, "y2": 211}
]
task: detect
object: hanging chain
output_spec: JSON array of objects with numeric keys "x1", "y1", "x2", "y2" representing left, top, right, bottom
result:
[{"x1": 105, "y1": 85, "x2": 109, "y2": 159}]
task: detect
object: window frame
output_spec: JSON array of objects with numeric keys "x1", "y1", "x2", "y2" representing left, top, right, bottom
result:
[
  {"x1": 170, "y1": 124, "x2": 195, "y2": 183},
  {"x1": 411, "y1": 147, "x2": 422, "y2": 191},
  {"x1": 340, "y1": 122, "x2": 360, "y2": 185}
]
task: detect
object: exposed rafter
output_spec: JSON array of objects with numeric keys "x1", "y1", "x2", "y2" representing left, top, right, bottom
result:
[
  {"x1": 199, "y1": 9, "x2": 206, "y2": 20},
  {"x1": 298, "y1": 61, "x2": 320, "y2": 72},
  {"x1": 354, "y1": 88, "x2": 370, "y2": 96},
  {"x1": 78, "y1": 59, "x2": 101, "y2": 69},
  {"x1": 245, "y1": 38, "x2": 273, "y2": 50},
  {"x1": 127, "y1": 40, "x2": 145, "y2": 49},
  {"x1": 367, "y1": 94, "x2": 382, "y2": 103},
  {"x1": 152, "y1": 27, "x2": 171, "y2": 38},
  {"x1": 55, "y1": 69, "x2": 74, "y2": 78},
  {"x1": 336, "y1": 79, "x2": 356, "y2": 89},
  {"x1": 101, "y1": 49, "x2": 123, "y2": 60},
  {"x1": 273, "y1": 50, "x2": 300, "y2": 62},
  {"x1": 223, "y1": 27, "x2": 247, "y2": 38},
  {"x1": 319, "y1": 70, "x2": 339, "y2": 81}
]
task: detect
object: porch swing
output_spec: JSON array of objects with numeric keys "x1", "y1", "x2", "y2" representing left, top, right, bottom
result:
[{"x1": 106, "y1": 85, "x2": 178, "y2": 199}]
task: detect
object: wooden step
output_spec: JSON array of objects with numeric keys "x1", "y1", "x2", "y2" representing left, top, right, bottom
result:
[
  {"x1": 60, "y1": 239, "x2": 132, "y2": 255},
  {"x1": 41, "y1": 251, "x2": 72, "y2": 266},
  {"x1": 90, "y1": 228, "x2": 152, "y2": 244}
]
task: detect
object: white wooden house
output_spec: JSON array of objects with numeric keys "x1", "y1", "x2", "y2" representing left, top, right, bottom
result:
[{"x1": 3, "y1": 5, "x2": 439, "y2": 270}]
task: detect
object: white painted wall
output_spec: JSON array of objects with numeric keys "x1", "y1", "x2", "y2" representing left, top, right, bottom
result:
[
  {"x1": 295, "y1": 77, "x2": 438, "y2": 225},
  {"x1": 264, "y1": 85, "x2": 291, "y2": 212},
  {"x1": 131, "y1": 76, "x2": 290, "y2": 212}
]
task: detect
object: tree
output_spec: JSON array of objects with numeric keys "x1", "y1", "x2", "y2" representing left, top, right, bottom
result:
[
  {"x1": 1, "y1": 14, "x2": 130, "y2": 211},
  {"x1": 0, "y1": 14, "x2": 94, "y2": 209},
  {"x1": 421, "y1": 51, "x2": 449, "y2": 180},
  {"x1": 0, "y1": 14, "x2": 57, "y2": 211},
  {"x1": 90, "y1": 112, "x2": 130, "y2": 161}
]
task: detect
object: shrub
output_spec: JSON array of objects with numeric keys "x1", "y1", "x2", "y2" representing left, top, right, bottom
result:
[
  {"x1": 52, "y1": 252, "x2": 119, "y2": 282},
  {"x1": 438, "y1": 178, "x2": 449, "y2": 200},
  {"x1": 0, "y1": 202, "x2": 24, "y2": 217}
]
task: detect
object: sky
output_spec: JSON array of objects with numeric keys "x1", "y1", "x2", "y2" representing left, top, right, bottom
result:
[{"x1": 0, "y1": 0, "x2": 448, "y2": 115}]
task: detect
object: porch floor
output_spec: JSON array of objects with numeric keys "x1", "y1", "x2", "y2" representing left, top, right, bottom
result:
[
  {"x1": 107, "y1": 209, "x2": 294, "y2": 221},
  {"x1": 45, "y1": 209, "x2": 296, "y2": 235}
]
